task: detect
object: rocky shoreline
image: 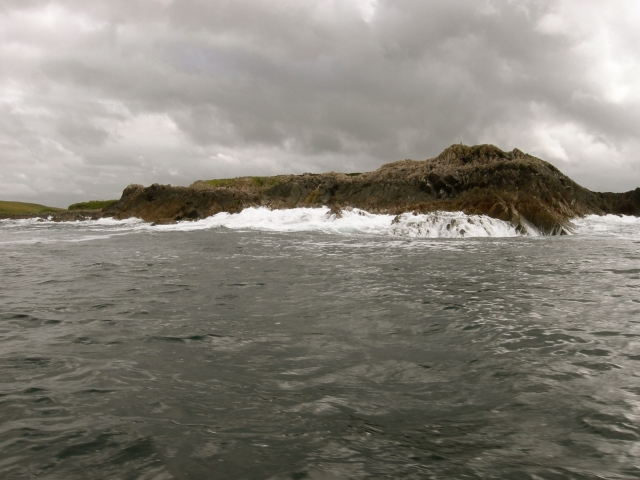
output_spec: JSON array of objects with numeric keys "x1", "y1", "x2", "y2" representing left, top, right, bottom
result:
[{"x1": 4, "y1": 144, "x2": 639, "y2": 235}]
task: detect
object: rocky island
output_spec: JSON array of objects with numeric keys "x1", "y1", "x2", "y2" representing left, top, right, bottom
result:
[
  {"x1": 103, "y1": 144, "x2": 639, "y2": 235},
  {"x1": 4, "y1": 144, "x2": 640, "y2": 234}
]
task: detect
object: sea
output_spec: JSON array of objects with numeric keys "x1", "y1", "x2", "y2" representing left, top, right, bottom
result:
[{"x1": 1, "y1": 207, "x2": 639, "y2": 479}]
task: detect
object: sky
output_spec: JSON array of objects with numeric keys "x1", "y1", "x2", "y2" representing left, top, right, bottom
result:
[{"x1": 1, "y1": 0, "x2": 640, "y2": 207}]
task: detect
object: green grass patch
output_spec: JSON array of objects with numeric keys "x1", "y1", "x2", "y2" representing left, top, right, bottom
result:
[
  {"x1": 249, "y1": 176, "x2": 282, "y2": 188},
  {"x1": 0, "y1": 200, "x2": 65, "y2": 216},
  {"x1": 204, "y1": 176, "x2": 282, "y2": 189},
  {"x1": 204, "y1": 178, "x2": 238, "y2": 187},
  {"x1": 68, "y1": 200, "x2": 117, "y2": 211}
]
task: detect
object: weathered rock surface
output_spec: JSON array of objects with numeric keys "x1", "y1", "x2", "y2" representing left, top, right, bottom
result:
[{"x1": 102, "y1": 144, "x2": 639, "y2": 234}]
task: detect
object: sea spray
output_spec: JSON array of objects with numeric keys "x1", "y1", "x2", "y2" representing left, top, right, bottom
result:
[
  {"x1": 151, "y1": 207, "x2": 524, "y2": 237},
  {"x1": 572, "y1": 214, "x2": 640, "y2": 239},
  {"x1": 2, "y1": 208, "x2": 639, "y2": 240}
]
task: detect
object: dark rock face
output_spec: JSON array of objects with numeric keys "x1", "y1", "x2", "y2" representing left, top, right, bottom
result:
[
  {"x1": 106, "y1": 183, "x2": 258, "y2": 224},
  {"x1": 596, "y1": 188, "x2": 640, "y2": 216},
  {"x1": 101, "y1": 144, "x2": 638, "y2": 234}
]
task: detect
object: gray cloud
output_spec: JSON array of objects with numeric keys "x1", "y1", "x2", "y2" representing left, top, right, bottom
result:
[{"x1": 1, "y1": 0, "x2": 640, "y2": 206}]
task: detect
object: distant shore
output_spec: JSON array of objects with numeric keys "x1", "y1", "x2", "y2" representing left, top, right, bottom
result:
[{"x1": 0, "y1": 200, "x2": 114, "y2": 222}]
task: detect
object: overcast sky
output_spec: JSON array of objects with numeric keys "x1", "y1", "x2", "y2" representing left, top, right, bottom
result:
[{"x1": 1, "y1": 0, "x2": 639, "y2": 206}]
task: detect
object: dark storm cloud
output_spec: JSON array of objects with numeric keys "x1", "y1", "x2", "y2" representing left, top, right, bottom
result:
[{"x1": 1, "y1": 0, "x2": 639, "y2": 205}]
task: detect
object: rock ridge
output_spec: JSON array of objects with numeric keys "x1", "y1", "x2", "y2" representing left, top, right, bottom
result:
[{"x1": 101, "y1": 144, "x2": 640, "y2": 234}]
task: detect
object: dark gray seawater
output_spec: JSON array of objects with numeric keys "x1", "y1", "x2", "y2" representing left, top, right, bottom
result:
[{"x1": 1, "y1": 214, "x2": 640, "y2": 479}]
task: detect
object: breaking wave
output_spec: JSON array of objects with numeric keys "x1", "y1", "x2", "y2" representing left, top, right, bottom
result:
[
  {"x1": 571, "y1": 214, "x2": 640, "y2": 239},
  {"x1": 2, "y1": 208, "x2": 639, "y2": 241},
  {"x1": 151, "y1": 207, "x2": 523, "y2": 237}
]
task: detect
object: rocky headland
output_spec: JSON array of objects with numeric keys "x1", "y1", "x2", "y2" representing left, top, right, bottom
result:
[{"x1": 5, "y1": 144, "x2": 639, "y2": 234}]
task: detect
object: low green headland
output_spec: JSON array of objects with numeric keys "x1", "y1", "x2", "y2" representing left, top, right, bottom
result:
[
  {"x1": 68, "y1": 200, "x2": 117, "y2": 211},
  {"x1": 0, "y1": 200, "x2": 65, "y2": 216}
]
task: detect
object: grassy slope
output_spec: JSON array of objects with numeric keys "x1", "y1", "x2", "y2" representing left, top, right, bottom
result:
[
  {"x1": 0, "y1": 200, "x2": 65, "y2": 215},
  {"x1": 204, "y1": 176, "x2": 284, "y2": 188},
  {"x1": 68, "y1": 200, "x2": 117, "y2": 210}
]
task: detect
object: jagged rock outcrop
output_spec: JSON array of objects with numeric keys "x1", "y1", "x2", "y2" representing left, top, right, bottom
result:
[{"x1": 103, "y1": 144, "x2": 639, "y2": 234}]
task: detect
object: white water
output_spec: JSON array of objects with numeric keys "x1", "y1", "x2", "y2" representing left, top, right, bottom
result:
[
  {"x1": 153, "y1": 207, "x2": 522, "y2": 238},
  {"x1": 1, "y1": 208, "x2": 639, "y2": 242},
  {"x1": 572, "y1": 214, "x2": 640, "y2": 239}
]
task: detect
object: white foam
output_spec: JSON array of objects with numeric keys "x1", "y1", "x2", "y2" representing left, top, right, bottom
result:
[
  {"x1": 0, "y1": 216, "x2": 146, "y2": 245},
  {"x1": 572, "y1": 214, "x2": 640, "y2": 239},
  {"x1": 153, "y1": 207, "x2": 521, "y2": 238},
  {"x1": 0, "y1": 216, "x2": 144, "y2": 228},
  {"x1": 4, "y1": 208, "x2": 638, "y2": 240}
]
